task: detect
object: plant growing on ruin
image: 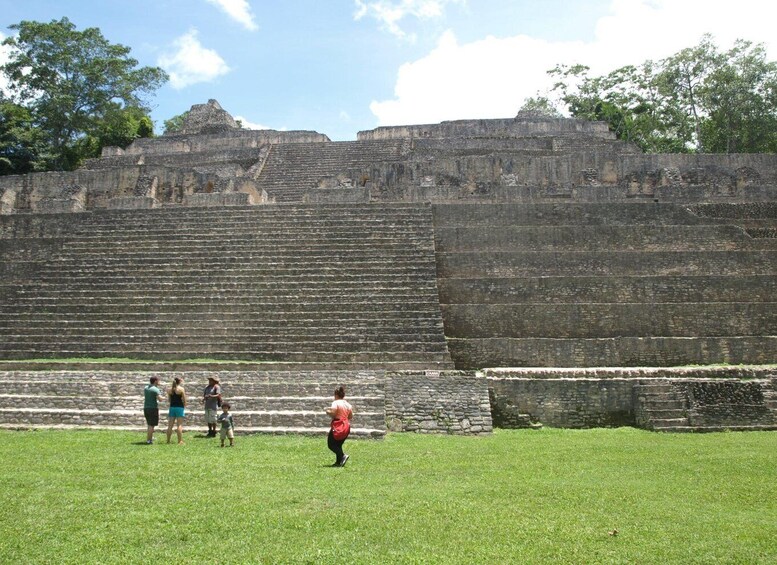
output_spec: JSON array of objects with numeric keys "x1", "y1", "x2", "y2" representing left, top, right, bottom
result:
[{"x1": 163, "y1": 110, "x2": 190, "y2": 135}]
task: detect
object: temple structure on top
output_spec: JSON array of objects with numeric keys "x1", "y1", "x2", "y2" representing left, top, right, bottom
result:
[{"x1": 1, "y1": 99, "x2": 775, "y2": 215}]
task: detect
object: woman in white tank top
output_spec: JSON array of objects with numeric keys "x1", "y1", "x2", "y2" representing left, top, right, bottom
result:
[{"x1": 325, "y1": 386, "x2": 353, "y2": 467}]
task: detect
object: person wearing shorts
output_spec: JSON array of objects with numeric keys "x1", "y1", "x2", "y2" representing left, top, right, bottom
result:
[
  {"x1": 217, "y1": 403, "x2": 235, "y2": 447},
  {"x1": 166, "y1": 376, "x2": 187, "y2": 445},
  {"x1": 143, "y1": 376, "x2": 163, "y2": 444},
  {"x1": 202, "y1": 377, "x2": 222, "y2": 437}
]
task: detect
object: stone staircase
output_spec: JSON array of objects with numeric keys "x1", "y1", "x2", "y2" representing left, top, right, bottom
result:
[
  {"x1": 634, "y1": 379, "x2": 777, "y2": 432},
  {"x1": 256, "y1": 140, "x2": 410, "y2": 202},
  {"x1": 0, "y1": 370, "x2": 387, "y2": 436},
  {"x1": 0, "y1": 203, "x2": 453, "y2": 369},
  {"x1": 434, "y1": 202, "x2": 777, "y2": 368},
  {"x1": 633, "y1": 382, "x2": 690, "y2": 431}
]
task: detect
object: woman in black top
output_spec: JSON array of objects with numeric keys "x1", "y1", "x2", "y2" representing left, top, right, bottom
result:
[{"x1": 166, "y1": 376, "x2": 187, "y2": 444}]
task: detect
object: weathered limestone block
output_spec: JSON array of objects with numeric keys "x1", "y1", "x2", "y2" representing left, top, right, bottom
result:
[
  {"x1": 134, "y1": 175, "x2": 159, "y2": 197},
  {"x1": 182, "y1": 191, "x2": 254, "y2": 207},
  {"x1": 107, "y1": 196, "x2": 157, "y2": 210},
  {"x1": 0, "y1": 189, "x2": 17, "y2": 215},
  {"x1": 174, "y1": 99, "x2": 240, "y2": 135},
  {"x1": 305, "y1": 187, "x2": 370, "y2": 203},
  {"x1": 31, "y1": 184, "x2": 87, "y2": 214},
  {"x1": 384, "y1": 371, "x2": 493, "y2": 435}
]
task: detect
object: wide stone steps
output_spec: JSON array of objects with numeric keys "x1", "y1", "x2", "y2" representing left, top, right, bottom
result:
[
  {"x1": 5, "y1": 273, "x2": 439, "y2": 284},
  {"x1": 0, "y1": 408, "x2": 385, "y2": 431},
  {"x1": 9, "y1": 289, "x2": 440, "y2": 301},
  {"x1": 0, "y1": 336, "x2": 448, "y2": 351},
  {"x1": 0, "y1": 307, "x2": 445, "y2": 319},
  {"x1": 2, "y1": 204, "x2": 433, "y2": 235},
  {"x1": 2, "y1": 209, "x2": 433, "y2": 226},
  {"x1": 25, "y1": 263, "x2": 438, "y2": 275},
  {"x1": 0, "y1": 203, "x2": 453, "y2": 368},
  {"x1": 0, "y1": 347, "x2": 453, "y2": 363},
  {"x1": 0, "y1": 370, "x2": 389, "y2": 436},
  {"x1": 5, "y1": 298, "x2": 442, "y2": 310},
  {"x1": 5, "y1": 224, "x2": 436, "y2": 239},
  {"x1": 0, "y1": 393, "x2": 386, "y2": 412},
  {"x1": 438, "y1": 275, "x2": 777, "y2": 304},
  {"x1": 26, "y1": 241, "x2": 435, "y2": 253},
  {"x1": 256, "y1": 141, "x2": 409, "y2": 201},
  {"x1": 0, "y1": 422, "x2": 387, "y2": 437}
]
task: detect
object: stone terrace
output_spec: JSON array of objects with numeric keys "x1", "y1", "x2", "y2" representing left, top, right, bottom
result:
[
  {"x1": 435, "y1": 201, "x2": 777, "y2": 368},
  {"x1": 0, "y1": 202, "x2": 453, "y2": 369},
  {"x1": 0, "y1": 370, "x2": 387, "y2": 436}
]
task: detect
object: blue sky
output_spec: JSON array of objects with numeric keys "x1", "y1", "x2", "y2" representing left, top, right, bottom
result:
[{"x1": 2, "y1": 1, "x2": 776, "y2": 140}]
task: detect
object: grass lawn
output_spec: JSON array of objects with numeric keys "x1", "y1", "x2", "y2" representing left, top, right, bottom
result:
[{"x1": 0, "y1": 428, "x2": 774, "y2": 564}]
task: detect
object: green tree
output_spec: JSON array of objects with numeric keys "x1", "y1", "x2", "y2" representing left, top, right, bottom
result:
[
  {"x1": 0, "y1": 95, "x2": 44, "y2": 175},
  {"x1": 518, "y1": 96, "x2": 564, "y2": 118},
  {"x1": 699, "y1": 40, "x2": 777, "y2": 153},
  {"x1": 1, "y1": 17, "x2": 167, "y2": 170},
  {"x1": 163, "y1": 110, "x2": 190, "y2": 135},
  {"x1": 549, "y1": 35, "x2": 777, "y2": 153},
  {"x1": 91, "y1": 104, "x2": 155, "y2": 149}
]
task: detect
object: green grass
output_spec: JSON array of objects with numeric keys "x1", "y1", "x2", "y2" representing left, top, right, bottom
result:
[{"x1": 0, "y1": 429, "x2": 775, "y2": 564}]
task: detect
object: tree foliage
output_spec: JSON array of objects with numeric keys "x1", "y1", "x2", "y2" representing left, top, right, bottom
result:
[
  {"x1": 0, "y1": 95, "x2": 44, "y2": 175},
  {"x1": 547, "y1": 35, "x2": 777, "y2": 153},
  {"x1": 1, "y1": 17, "x2": 168, "y2": 171},
  {"x1": 518, "y1": 96, "x2": 564, "y2": 118},
  {"x1": 163, "y1": 110, "x2": 190, "y2": 135}
]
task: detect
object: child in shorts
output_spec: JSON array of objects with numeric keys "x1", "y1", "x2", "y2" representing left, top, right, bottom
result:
[{"x1": 217, "y1": 403, "x2": 235, "y2": 447}]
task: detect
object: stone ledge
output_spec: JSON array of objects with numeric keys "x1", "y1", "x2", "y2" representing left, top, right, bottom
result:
[{"x1": 182, "y1": 192, "x2": 255, "y2": 207}]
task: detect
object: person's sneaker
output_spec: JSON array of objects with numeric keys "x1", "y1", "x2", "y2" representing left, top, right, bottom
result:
[
  {"x1": 340, "y1": 454, "x2": 349, "y2": 467},
  {"x1": 146, "y1": 440, "x2": 152, "y2": 444}
]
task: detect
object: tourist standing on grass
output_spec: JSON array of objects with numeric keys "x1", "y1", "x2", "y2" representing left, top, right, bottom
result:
[
  {"x1": 217, "y1": 402, "x2": 235, "y2": 447},
  {"x1": 325, "y1": 386, "x2": 353, "y2": 467},
  {"x1": 166, "y1": 376, "x2": 187, "y2": 445},
  {"x1": 143, "y1": 376, "x2": 163, "y2": 444},
  {"x1": 202, "y1": 376, "x2": 222, "y2": 437}
]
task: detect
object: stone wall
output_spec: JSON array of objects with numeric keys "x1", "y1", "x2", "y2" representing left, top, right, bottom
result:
[
  {"x1": 384, "y1": 371, "x2": 493, "y2": 435},
  {"x1": 0, "y1": 165, "x2": 265, "y2": 212},
  {"x1": 485, "y1": 367, "x2": 777, "y2": 429},
  {"x1": 364, "y1": 150, "x2": 777, "y2": 203},
  {"x1": 358, "y1": 117, "x2": 615, "y2": 141}
]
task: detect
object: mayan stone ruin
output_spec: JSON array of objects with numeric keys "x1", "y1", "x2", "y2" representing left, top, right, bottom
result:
[{"x1": 0, "y1": 99, "x2": 775, "y2": 434}]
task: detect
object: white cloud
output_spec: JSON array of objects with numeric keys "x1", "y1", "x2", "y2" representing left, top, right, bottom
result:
[
  {"x1": 205, "y1": 0, "x2": 258, "y2": 31},
  {"x1": 234, "y1": 115, "x2": 276, "y2": 130},
  {"x1": 354, "y1": 0, "x2": 463, "y2": 39},
  {"x1": 371, "y1": 0, "x2": 777, "y2": 126},
  {"x1": 158, "y1": 29, "x2": 231, "y2": 89}
]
